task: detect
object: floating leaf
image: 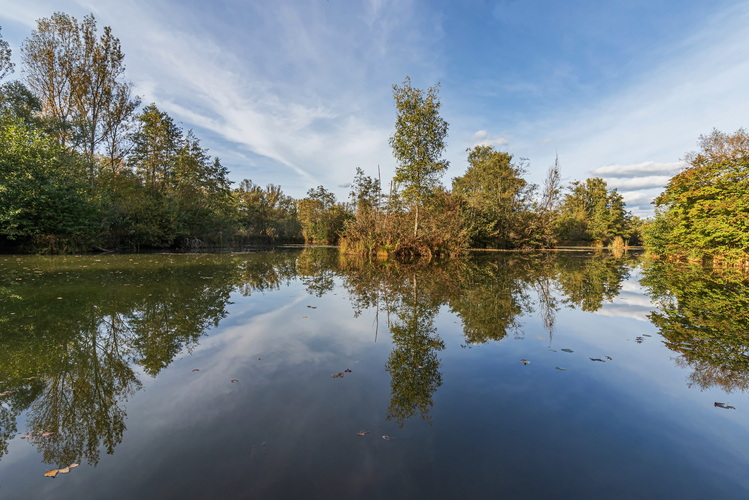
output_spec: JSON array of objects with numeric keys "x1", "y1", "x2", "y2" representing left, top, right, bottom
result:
[
  {"x1": 302, "y1": 316, "x2": 308, "y2": 318},
  {"x1": 307, "y1": 305, "x2": 317, "y2": 309},
  {"x1": 605, "y1": 356, "x2": 613, "y2": 361},
  {"x1": 520, "y1": 359, "x2": 531, "y2": 365},
  {"x1": 331, "y1": 372, "x2": 345, "y2": 378},
  {"x1": 715, "y1": 402, "x2": 736, "y2": 409},
  {"x1": 192, "y1": 369, "x2": 200, "y2": 372},
  {"x1": 21, "y1": 433, "x2": 33, "y2": 439},
  {"x1": 26, "y1": 377, "x2": 37, "y2": 380},
  {"x1": 356, "y1": 430, "x2": 369, "y2": 436},
  {"x1": 69, "y1": 463, "x2": 79, "y2": 469},
  {"x1": 231, "y1": 379, "x2": 238, "y2": 383},
  {"x1": 555, "y1": 367, "x2": 567, "y2": 371},
  {"x1": 643, "y1": 334, "x2": 652, "y2": 337},
  {"x1": 258, "y1": 357, "x2": 264, "y2": 360},
  {"x1": 561, "y1": 348, "x2": 574, "y2": 353},
  {"x1": 43, "y1": 469, "x2": 58, "y2": 478},
  {"x1": 57, "y1": 467, "x2": 70, "y2": 474},
  {"x1": 0, "y1": 391, "x2": 13, "y2": 396},
  {"x1": 41, "y1": 431, "x2": 54, "y2": 437},
  {"x1": 589, "y1": 358, "x2": 605, "y2": 362},
  {"x1": 344, "y1": 369, "x2": 352, "y2": 373},
  {"x1": 381, "y1": 435, "x2": 391, "y2": 440}
]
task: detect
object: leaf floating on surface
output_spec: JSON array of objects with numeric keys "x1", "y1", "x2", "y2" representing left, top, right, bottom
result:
[
  {"x1": 520, "y1": 359, "x2": 531, "y2": 365},
  {"x1": 57, "y1": 467, "x2": 70, "y2": 474},
  {"x1": 0, "y1": 390, "x2": 14, "y2": 396},
  {"x1": 555, "y1": 367, "x2": 567, "y2": 371},
  {"x1": 231, "y1": 379, "x2": 238, "y2": 383},
  {"x1": 307, "y1": 305, "x2": 317, "y2": 309},
  {"x1": 21, "y1": 433, "x2": 33, "y2": 439},
  {"x1": 356, "y1": 430, "x2": 369, "y2": 436},
  {"x1": 715, "y1": 402, "x2": 736, "y2": 409},
  {"x1": 69, "y1": 463, "x2": 79, "y2": 469},
  {"x1": 192, "y1": 369, "x2": 200, "y2": 372},
  {"x1": 331, "y1": 372, "x2": 345, "y2": 378},
  {"x1": 344, "y1": 369, "x2": 352, "y2": 373},
  {"x1": 381, "y1": 435, "x2": 392, "y2": 440},
  {"x1": 41, "y1": 431, "x2": 55, "y2": 437},
  {"x1": 26, "y1": 376, "x2": 37, "y2": 380},
  {"x1": 302, "y1": 316, "x2": 308, "y2": 318},
  {"x1": 605, "y1": 356, "x2": 613, "y2": 360},
  {"x1": 561, "y1": 349, "x2": 574, "y2": 353},
  {"x1": 43, "y1": 469, "x2": 59, "y2": 478},
  {"x1": 589, "y1": 358, "x2": 605, "y2": 362}
]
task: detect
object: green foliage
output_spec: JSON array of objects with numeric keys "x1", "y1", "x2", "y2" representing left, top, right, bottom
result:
[
  {"x1": 0, "y1": 81, "x2": 42, "y2": 124},
  {"x1": 649, "y1": 128, "x2": 749, "y2": 264},
  {"x1": 453, "y1": 146, "x2": 533, "y2": 248},
  {"x1": 0, "y1": 117, "x2": 98, "y2": 251},
  {"x1": 0, "y1": 26, "x2": 12, "y2": 81},
  {"x1": 389, "y1": 77, "x2": 449, "y2": 206},
  {"x1": 234, "y1": 179, "x2": 301, "y2": 242},
  {"x1": 556, "y1": 177, "x2": 631, "y2": 246},
  {"x1": 297, "y1": 186, "x2": 350, "y2": 244}
]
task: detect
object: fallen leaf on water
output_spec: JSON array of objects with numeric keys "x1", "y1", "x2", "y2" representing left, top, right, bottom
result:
[
  {"x1": 231, "y1": 379, "x2": 238, "y2": 383},
  {"x1": 344, "y1": 369, "x2": 352, "y2": 373},
  {"x1": 715, "y1": 402, "x2": 736, "y2": 409},
  {"x1": 307, "y1": 305, "x2": 317, "y2": 309},
  {"x1": 41, "y1": 431, "x2": 54, "y2": 437},
  {"x1": 21, "y1": 433, "x2": 33, "y2": 439},
  {"x1": 589, "y1": 358, "x2": 605, "y2": 362},
  {"x1": 56, "y1": 297, "x2": 62, "y2": 300},
  {"x1": 192, "y1": 369, "x2": 200, "y2": 372},
  {"x1": 520, "y1": 359, "x2": 531, "y2": 365},
  {"x1": 561, "y1": 348, "x2": 574, "y2": 353},
  {"x1": 356, "y1": 430, "x2": 369, "y2": 436},
  {"x1": 555, "y1": 367, "x2": 567, "y2": 371},
  {"x1": 381, "y1": 435, "x2": 392, "y2": 440},
  {"x1": 26, "y1": 377, "x2": 37, "y2": 380},
  {"x1": 605, "y1": 356, "x2": 613, "y2": 360},
  {"x1": 57, "y1": 467, "x2": 70, "y2": 474},
  {"x1": 331, "y1": 372, "x2": 345, "y2": 378},
  {"x1": 0, "y1": 391, "x2": 13, "y2": 396},
  {"x1": 643, "y1": 334, "x2": 652, "y2": 337},
  {"x1": 43, "y1": 469, "x2": 58, "y2": 478},
  {"x1": 69, "y1": 463, "x2": 79, "y2": 469},
  {"x1": 302, "y1": 316, "x2": 308, "y2": 318}
]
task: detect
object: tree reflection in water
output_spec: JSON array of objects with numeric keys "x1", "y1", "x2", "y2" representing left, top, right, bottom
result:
[
  {"x1": 337, "y1": 251, "x2": 635, "y2": 425},
  {"x1": 0, "y1": 249, "x2": 639, "y2": 466},
  {"x1": 641, "y1": 261, "x2": 749, "y2": 392}
]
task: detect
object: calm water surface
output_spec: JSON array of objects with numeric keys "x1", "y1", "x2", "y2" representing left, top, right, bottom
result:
[{"x1": 0, "y1": 249, "x2": 748, "y2": 499}]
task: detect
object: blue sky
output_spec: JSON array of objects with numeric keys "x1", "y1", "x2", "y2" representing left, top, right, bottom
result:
[{"x1": 2, "y1": 0, "x2": 748, "y2": 216}]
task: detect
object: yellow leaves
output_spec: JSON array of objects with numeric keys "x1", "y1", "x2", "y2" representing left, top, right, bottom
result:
[{"x1": 43, "y1": 463, "x2": 78, "y2": 478}]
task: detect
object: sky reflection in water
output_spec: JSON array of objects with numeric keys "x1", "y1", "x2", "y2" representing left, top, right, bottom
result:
[{"x1": 0, "y1": 249, "x2": 748, "y2": 499}]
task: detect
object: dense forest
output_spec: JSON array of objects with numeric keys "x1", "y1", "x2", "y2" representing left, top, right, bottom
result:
[{"x1": 1, "y1": 14, "x2": 747, "y2": 265}]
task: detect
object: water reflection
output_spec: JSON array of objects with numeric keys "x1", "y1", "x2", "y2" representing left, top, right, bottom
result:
[
  {"x1": 0, "y1": 249, "x2": 699, "y2": 470},
  {"x1": 641, "y1": 261, "x2": 749, "y2": 392},
  {"x1": 0, "y1": 254, "x2": 240, "y2": 465}
]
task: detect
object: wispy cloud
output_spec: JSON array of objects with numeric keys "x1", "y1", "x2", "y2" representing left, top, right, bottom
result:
[{"x1": 590, "y1": 161, "x2": 684, "y2": 178}]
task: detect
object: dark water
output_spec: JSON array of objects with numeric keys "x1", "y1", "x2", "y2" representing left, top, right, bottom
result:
[{"x1": 0, "y1": 249, "x2": 748, "y2": 499}]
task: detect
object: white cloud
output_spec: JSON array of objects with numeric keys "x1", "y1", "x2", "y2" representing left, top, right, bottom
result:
[
  {"x1": 604, "y1": 176, "x2": 672, "y2": 191},
  {"x1": 591, "y1": 161, "x2": 684, "y2": 178},
  {"x1": 471, "y1": 129, "x2": 509, "y2": 148}
]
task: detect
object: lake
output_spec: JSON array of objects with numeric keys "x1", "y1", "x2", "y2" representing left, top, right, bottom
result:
[{"x1": 0, "y1": 248, "x2": 748, "y2": 499}]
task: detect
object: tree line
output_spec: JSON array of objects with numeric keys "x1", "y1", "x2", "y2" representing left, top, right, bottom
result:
[{"x1": 1, "y1": 13, "x2": 746, "y2": 264}]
